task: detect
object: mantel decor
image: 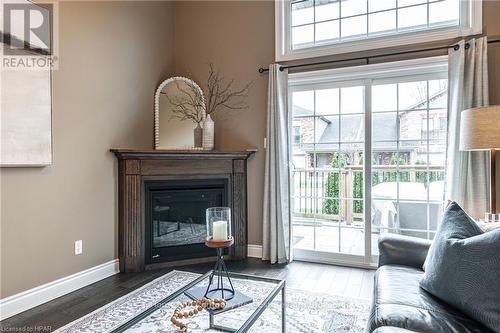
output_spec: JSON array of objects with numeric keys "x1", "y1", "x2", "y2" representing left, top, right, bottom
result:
[
  {"x1": 153, "y1": 64, "x2": 252, "y2": 152},
  {"x1": 201, "y1": 64, "x2": 252, "y2": 150},
  {"x1": 154, "y1": 77, "x2": 206, "y2": 149},
  {"x1": 111, "y1": 148, "x2": 256, "y2": 272}
]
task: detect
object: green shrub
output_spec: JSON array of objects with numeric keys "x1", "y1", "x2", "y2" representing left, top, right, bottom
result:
[
  {"x1": 321, "y1": 153, "x2": 445, "y2": 218},
  {"x1": 323, "y1": 152, "x2": 346, "y2": 215}
]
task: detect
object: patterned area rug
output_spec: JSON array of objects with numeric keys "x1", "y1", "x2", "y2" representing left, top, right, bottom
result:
[{"x1": 55, "y1": 271, "x2": 371, "y2": 333}]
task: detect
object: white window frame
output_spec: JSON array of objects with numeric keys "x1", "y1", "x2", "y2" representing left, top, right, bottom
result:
[
  {"x1": 276, "y1": 0, "x2": 482, "y2": 61},
  {"x1": 288, "y1": 56, "x2": 449, "y2": 267}
]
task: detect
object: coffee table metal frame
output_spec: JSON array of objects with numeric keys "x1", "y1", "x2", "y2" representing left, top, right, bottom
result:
[{"x1": 110, "y1": 270, "x2": 286, "y2": 333}]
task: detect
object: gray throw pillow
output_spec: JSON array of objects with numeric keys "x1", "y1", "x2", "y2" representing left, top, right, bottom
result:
[{"x1": 420, "y1": 202, "x2": 500, "y2": 333}]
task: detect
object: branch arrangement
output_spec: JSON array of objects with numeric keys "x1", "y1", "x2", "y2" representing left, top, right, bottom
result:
[
  {"x1": 204, "y1": 63, "x2": 252, "y2": 116},
  {"x1": 161, "y1": 64, "x2": 252, "y2": 124},
  {"x1": 162, "y1": 80, "x2": 205, "y2": 125}
]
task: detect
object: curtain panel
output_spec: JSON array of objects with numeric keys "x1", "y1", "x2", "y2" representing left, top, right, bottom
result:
[
  {"x1": 262, "y1": 64, "x2": 292, "y2": 264},
  {"x1": 446, "y1": 38, "x2": 490, "y2": 219}
]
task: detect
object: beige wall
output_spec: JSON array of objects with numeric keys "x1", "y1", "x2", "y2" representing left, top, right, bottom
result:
[
  {"x1": 0, "y1": 1, "x2": 175, "y2": 298},
  {"x1": 173, "y1": 1, "x2": 275, "y2": 245}
]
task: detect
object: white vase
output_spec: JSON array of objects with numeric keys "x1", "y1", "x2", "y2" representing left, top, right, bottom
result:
[{"x1": 202, "y1": 114, "x2": 215, "y2": 150}]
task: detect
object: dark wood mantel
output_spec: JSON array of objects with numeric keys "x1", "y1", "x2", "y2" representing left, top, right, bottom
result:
[
  {"x1": 111, "y1": 148, "x2": 256, "y2": 272},
  {"x1": 111, "y1": 148, "x2": 257, "y2": 160}
]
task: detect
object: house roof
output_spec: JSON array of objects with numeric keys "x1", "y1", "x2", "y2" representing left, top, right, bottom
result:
[
  {"x1": 294, "y1": 86, "x2": 446, "y2": 152},
  {"x1": 402, "y1": 89, "x2": 447, "y2": 111},
  {"x1": 318, "y1": 113, "x2": 398, "y2": 144}
]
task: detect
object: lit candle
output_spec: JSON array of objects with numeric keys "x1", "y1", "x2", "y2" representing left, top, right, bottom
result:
[{"x1": 212, "y1": 220, "x2": 228, "y2": 241}]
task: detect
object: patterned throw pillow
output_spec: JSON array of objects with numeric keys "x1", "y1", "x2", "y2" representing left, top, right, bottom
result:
[{"x1": 420, "y1": 202, "x2": 500, "y2": 333}]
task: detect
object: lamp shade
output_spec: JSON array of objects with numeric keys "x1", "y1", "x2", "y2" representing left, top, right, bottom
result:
[{"x1": 459, "y1": 106, "x2": 500, "y2": 151}]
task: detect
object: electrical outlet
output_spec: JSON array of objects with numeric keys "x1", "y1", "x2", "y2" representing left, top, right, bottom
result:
[{"x1": 74, "y1": 240, "x2": 83, "y2": 255}]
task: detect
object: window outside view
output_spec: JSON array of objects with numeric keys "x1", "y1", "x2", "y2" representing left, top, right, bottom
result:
[
  {"x1": 291, "y1": 0, "x2": 460, "y2": 49},
  {"x1": 291, "y1": 76, "x2": 448, "y2": 257}
]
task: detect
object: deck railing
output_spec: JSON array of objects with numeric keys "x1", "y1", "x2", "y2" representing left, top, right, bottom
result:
[{"x1": 292, "y1": 165, "x2": 445, "y2": 225}]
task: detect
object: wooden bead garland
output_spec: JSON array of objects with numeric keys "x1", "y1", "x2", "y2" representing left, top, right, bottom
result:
[{"x1": 170, "y1": 297, "x2": 226, "y2": 332}]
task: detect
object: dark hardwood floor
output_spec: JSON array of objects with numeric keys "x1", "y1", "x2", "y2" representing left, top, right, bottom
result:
[{"x1": 0, "y1": 258, "x2": 374, "y2": 332}]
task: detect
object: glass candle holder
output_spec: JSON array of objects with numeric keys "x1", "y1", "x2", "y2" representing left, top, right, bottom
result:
[{"x1": 206, "y1": 207, "x2": 231, "y2": 242}]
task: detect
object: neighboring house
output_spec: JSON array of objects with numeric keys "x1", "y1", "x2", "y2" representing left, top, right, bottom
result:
[{"x1": 292, "y1": 88, "x2": 447, "y2": 169}]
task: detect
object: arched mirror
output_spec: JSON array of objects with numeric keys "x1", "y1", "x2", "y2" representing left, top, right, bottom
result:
[{"x1": 154, "y1": 77, "x2": 205, "y2": 149}]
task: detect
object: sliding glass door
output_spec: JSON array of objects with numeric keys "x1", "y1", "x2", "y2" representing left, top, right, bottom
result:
[
  {"x1": 291, "y1": 81, "x2": 368, "y2": 265},
  {"x1": 289, "y1": 57, "x2": 448, "y2": 266},
  {"x1": 371, "y1": 76, "x2": 448, "y2": 255}
]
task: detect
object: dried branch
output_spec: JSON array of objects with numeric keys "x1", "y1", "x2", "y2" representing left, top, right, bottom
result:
[
  {"x1": 204, "y1": 63, "x2": 252, "y2": 116},
  {"x1": 162, "y1": 80, "x2": 205, "y2": 125}
]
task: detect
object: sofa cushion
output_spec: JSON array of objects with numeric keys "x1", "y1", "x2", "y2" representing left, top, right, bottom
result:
[
  {"x1": 420, "y1": 202, "x2": 500, "y2": 332},
  {"x1": 368, "y1": 265, "x2": 492, "y2": 333},
  {"x1": 373, "y1": 328, "x2": 419, "y2": 333}
]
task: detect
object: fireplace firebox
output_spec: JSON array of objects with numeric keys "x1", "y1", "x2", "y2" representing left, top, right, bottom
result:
[{"x1": 145, "y1": 179, "x2": 228, "y2": 264}]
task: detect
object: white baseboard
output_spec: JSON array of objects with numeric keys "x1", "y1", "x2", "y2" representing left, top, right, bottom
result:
[
  {"x1": 0, "y1": 259, "x2": 119, "y2": 320},
  {"x1": 1, "y1": 247, "x2": 263, "y2": 320},
  {"x1": 247, "y1": 244, "x2": 263, "y2": 259}
]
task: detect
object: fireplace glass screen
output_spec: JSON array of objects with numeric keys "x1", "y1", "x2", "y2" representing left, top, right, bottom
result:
[{"x1": 152, "y1": 189, "x2": 224, "y2": 248}]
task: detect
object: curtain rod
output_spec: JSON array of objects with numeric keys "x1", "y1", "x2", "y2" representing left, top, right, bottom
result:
[{"x1": 258, "y1": 38, "x2": 500, "y2": 74}]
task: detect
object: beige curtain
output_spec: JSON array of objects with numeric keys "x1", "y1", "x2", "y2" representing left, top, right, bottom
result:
[
  {"x1": 446, "y1": 38, "x2": 490, "y2": 219},
  {"x1": 262, "y1": 64, "x2": 291, "y2": 264}
]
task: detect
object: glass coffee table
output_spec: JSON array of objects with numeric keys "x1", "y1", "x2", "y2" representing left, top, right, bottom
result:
[{"x1": 110, "y1": 270, "x2": 286, "y2": 333}]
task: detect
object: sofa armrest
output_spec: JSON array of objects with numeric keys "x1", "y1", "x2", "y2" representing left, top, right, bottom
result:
[{"x1": 378, "y1": 233, "x2": 432, "y2": 269}]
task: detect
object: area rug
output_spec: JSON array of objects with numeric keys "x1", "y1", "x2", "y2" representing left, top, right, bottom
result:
[{"x1": 55, "y1": 271, "x2": 370, "y2": 333}]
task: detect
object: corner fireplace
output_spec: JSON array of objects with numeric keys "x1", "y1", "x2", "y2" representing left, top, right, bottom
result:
[
  {"x1": 111, "y1": 149, "x2": 255, "y2": 272},
  {"x1": 145, "y1": 179, "x2": 228, "y2": 264}
]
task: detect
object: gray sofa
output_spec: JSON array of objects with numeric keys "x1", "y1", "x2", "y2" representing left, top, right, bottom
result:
[{"x1": 366, "y1": 234, "x2": 493, "y2": 333}]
